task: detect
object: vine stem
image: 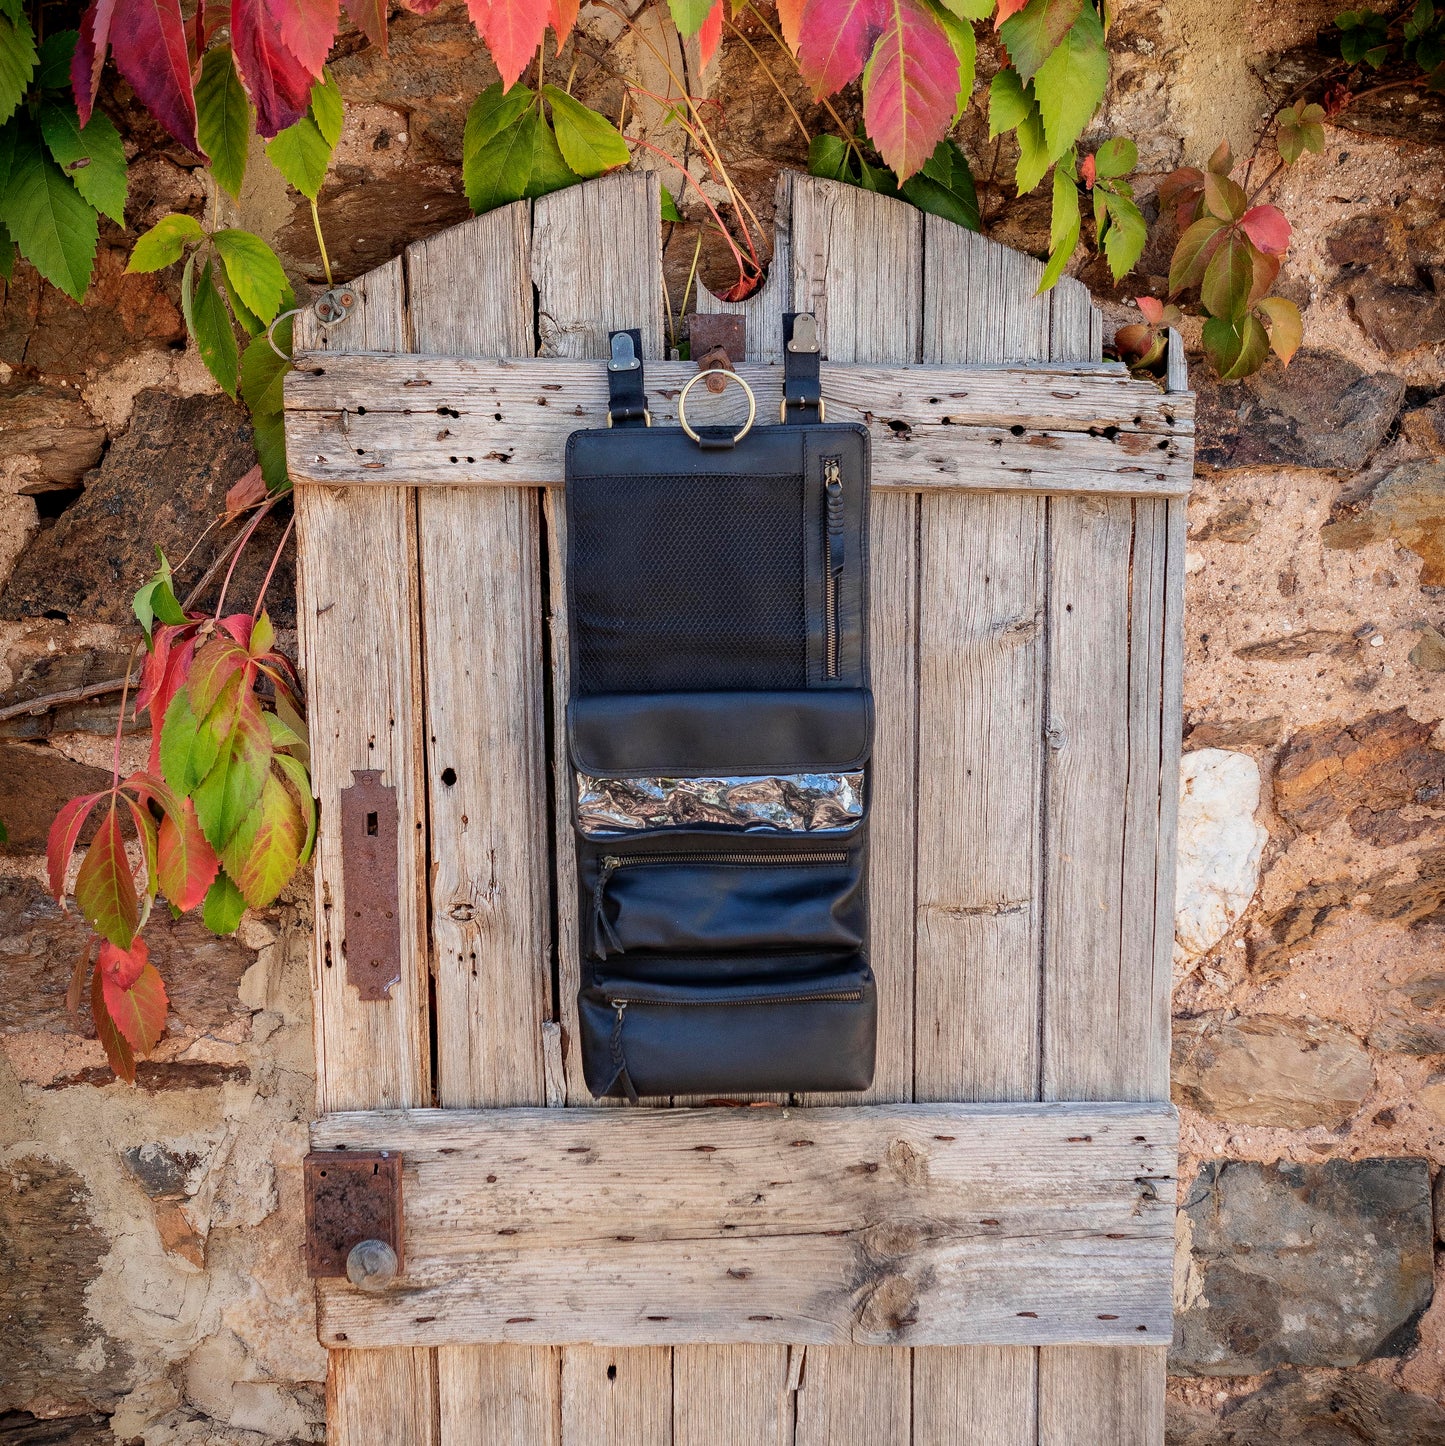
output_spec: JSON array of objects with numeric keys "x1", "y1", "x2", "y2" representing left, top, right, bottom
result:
[
  {"x1": 723, "y1": 17, "x2": 811, "y2": 147},
  {"x1": 252, "y1": 515, "x2": 295, "y2": 621},
  {"x1": 111, "y1": 641, "x2": 141, "y2": 781},
  {"x1": 311, "y1": 199, "x2": 334, "y2": 288},
  {"x1": 214, "y1": 502, "x2": 274, "y2": 621}
]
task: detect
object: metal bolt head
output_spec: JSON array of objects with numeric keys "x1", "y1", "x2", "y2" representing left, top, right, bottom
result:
[{"x1": 346, "y1": 1238, "x2": 399, "y2": 1291}]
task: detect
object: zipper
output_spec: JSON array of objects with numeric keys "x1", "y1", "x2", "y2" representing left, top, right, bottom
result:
[
  {"x1": 591, "y1": 849, "x2": 850, "y2": 959},
  {"x1": 823, "y1": 456, "x2": 844, "y2": 679},
  {"x1": 608, "y1": 990, "x2": 864, "y2": 1009}
]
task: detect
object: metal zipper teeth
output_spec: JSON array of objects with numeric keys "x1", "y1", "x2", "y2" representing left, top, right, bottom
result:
[
  {"x1": 824, "y1": 455, "x2": 842, "y2": 680},
  {"x1": 601, "y1": 850, "x2": 849, "y2": 870},
  {"x1": 610, "y1": 991, "x2": 864, "y2": 1010}
]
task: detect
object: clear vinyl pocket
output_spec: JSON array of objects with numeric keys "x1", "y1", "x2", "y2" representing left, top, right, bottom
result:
[
  {"x1": 580, "y1": 834, "x2": 867, "y2": 959},
  {"x1": 579, "y1": 952, "x2": 877, "y2": 1099}
]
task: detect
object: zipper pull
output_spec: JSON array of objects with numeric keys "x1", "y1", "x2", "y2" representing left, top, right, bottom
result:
[
  {"x1": 609, "y1": 1001, "x2": 640, "y2": 1104},
  {"x1": 824, "y1": 457, "x2": 844, "y2": 572},
  {"x1": 590, "y1": 856, "x2": 624, "y2": 959}
]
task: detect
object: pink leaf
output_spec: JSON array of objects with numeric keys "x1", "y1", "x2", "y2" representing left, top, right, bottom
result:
[
  {"x1": 698, "y1": 0, "x2": 723, "y2": 67},
  {"x1": 109, "y1": 0, "x2": 200, "y2": 153},
  {"x1": 102, "y1": 952, "x2": 169, "y2": 1056},
  {"x1": 272, "y1": 0, "x2": 340, "y2": 76},
  {"x1": 1079, "y1": 152, "x2": 1096, "y2": 189},
  {"x1": 48, "y1": 792, "x2": 105, "y2": 902},
  {"x1": 343, "y1": 0, "x2": 388, "y2": 46},
  {"x1": 548, "y1": 0, "x2": 580, "y2": 44},
  {"x1": 861, "y1": 0, "x2": 958, "y2": 182},
  {"x1": 158, "y1": 798, "x2": 221, "y2": 911},
  {"x1": 71, "y1": 0, "x2": 120, "y2": 127},
  {"x1": 1137, "y1": 295, "x2": 1165, "y2": 324},
  {"x1": 233, "y1": 0, "x2": 317, "y2": 137},
  {"x1": 1240, "y1": 204, "x2": 1291, "y2": 257},
  {"x1": 469, "y1": 0, "x2": 550, "y2": 92},
  {"x1": 99, "y1": 935, "x2": 147, "y2": 992},
  {"x1": 995, "y1": 0, "x2": 1028, "y2": 25},
  {"x1": 796, "y1": 0, "x2": 887, "y2": 96},
  {"x1": 92, "y1": 961, "x2": 136, "y2": 1081},
  {"x1": 776, "y1": 0, "x2": 806, "y2": 51}
]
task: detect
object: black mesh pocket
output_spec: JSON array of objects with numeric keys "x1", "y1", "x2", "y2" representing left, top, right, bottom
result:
[{"x1": 569, "y1": 471, "x2": 807, "y2": 694}]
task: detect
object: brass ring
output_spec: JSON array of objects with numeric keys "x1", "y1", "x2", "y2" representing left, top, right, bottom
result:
[{"x1": 678, "y1": 369, "x2": 756, "y2": 446}]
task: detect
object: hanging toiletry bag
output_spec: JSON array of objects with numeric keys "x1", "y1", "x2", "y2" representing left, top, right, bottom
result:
[{"x1": 566, "y1": 317, "x2": 875, "y2": 1100}]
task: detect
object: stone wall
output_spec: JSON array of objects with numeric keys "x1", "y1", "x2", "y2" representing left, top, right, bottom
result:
[{"x1": 1, "y1": 1, "x2": 1443, "y2": 1440}]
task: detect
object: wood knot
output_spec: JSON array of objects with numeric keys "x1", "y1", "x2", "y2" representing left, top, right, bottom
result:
[
  {"x1": 855, "y1": 1273, "x2": 920, "y2": 1339},
  {"x1": 886, "y1": 1138, "x2": 929, "y2": 1187}
]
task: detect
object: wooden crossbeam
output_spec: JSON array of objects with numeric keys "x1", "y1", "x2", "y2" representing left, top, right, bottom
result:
[
  {"x1": 283, "y1": 356, "x2": 1194, "y2": 497},
  {"x1": 311, "y1": 1102, "x2": 1178, "y2": 1351}
]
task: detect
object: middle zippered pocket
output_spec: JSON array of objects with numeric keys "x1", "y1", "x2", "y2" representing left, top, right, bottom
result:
[{"x1": 582, "y1": 836, "x2": 865, "y2": 959}]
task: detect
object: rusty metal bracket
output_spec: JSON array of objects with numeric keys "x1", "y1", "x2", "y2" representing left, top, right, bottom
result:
[
  {"x1": 689, "y1": 314, "x2": 746, "y2": 392},
  {"x1": 304, "y1": 1150, "x2": 404, "y2": 1279},
  {"x1": 339, "y1": 769, "x2": 401, "y2": 1000}
]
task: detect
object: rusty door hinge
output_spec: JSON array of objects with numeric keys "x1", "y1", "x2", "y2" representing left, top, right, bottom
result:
[
  {"x1": 339, "y1": 769, "x2": 401, "y2": 1000},
  {"x1": 304, "y1": 1150, "x2": 404, "y2": 1290}
]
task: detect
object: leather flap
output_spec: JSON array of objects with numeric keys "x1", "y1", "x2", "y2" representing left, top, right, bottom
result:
[{"x1": 568, "y1": 690, "x2": 873, "y2": 777}]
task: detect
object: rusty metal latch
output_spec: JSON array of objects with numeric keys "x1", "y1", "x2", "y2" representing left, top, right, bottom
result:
[
  {"x1": 339, "y1": 769, "x2": 402, "y2": 1001},
  {"x1": 304, "y1": 1150, "x2": 404, "y2": 1291},
  {"x1": 689, "y1": 314, "x2": 746, "y2": 393}
]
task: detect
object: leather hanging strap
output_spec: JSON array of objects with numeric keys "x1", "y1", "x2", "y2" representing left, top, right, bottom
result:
[
  {"x1": 782, "y1": 312, "x2": 822, "y2": 422},
  {"x1": 606, "y1": 329, "x2": 650, "y2": 427}
]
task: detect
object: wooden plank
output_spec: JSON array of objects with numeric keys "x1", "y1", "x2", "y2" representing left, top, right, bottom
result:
[
  {"x1": 405, "y1": 207, "x2": 561, "y2": 1445},
  {"x1": 529, "y1": 170, "x2": 675, "y2": 1443},
  {"x1": 785, "y1": 173, "x2": 922, "y2": 1446},
  {"x1": 311, "y1": 1102, "x2": 1178, "y2": 1350},
  {"x1": 293, "y1": 265, "x2": 437, "y2": 1445},
  {"x1": 562, "y1": 1348, "x2": 671, "y2": 1446},
  {"x1": 913, "y1": 213, "x2": 1062, "y2": 1446},
  {"x1": 283, "y1": 357, "x2": 1194, "y2": 498},
  {"x1": 675, "y1": 1346, "x2": 791, "y2": 1446},
  {"x1": 696, "y1": 170, "x2": 794, "y2": 363},
  {"x1": 1037, "y1": 1346, "x2": 1166, "y2": 1445}
]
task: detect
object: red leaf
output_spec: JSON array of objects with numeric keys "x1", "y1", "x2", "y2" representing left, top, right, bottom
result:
[
  {"x1": 401, "y1": 0, "x2": 442, "y2": 11},
  {"x1": 796, "y1": 0, "x2": 887, "y2": 96},
  {"x1": 109, "y1": 0, "x2": 200, "y2": 153},
  {"x1": 1137, "y1": 295, "x2": 1165, "y2": 324},
  {"x1": 995, "y1": 0, "x2": 1029, "y2": 25},
  {"x1": 159, "y1": 798, "x2": 221, "y2": 911},
  {"x1": 547, "y1": 0, "x2": 580, "y2": 44},
  {"x1": 470, "y1": 0, "x2": 549, "y2": 92},
  {"x1": 92, "y1": 961, "x2": 136, "y2": 1082},
  {"x1": 48, "y1": 791, "x2": 105, "y2": 902},
  {"x1": 218, "y1": 613, "x2": 256, "y2": 648},
  {"x1": 140, "y1": 627, "x2": 199, "y2": 774},
  {"x1": 343, "y1": 0, "x2": 388, "y2": 46},
  {"x1": 99, "y1": 935, "x2": 148, "y2": 991},
  {"x1": 67, "y1": 938, "x2": 93, "y2": 1018},
  {"x1": 72, "y1": 0, "x2": 120, "y2": 126},
  {"x1": 189, "y1": 635, "x2": 251, "y2": 720},
  {"x1": 102, "y1": 958, "x2": 169, "y2": 1055},
  {"x1": 861, "y1": 0, "x2": 958, "y2": 182},
  {"x1": 120, "y1": 792, "x2": 160, "y2": 903},
  {"x1": 776, "y1": 0, "x2": 805, "y2": 50},
  {"x1": 233, "y1": 0, "x2": 317, "y2": 136},
  {"x1": 272, "y1": 0, "x2": 340, "y2": 75},
  {"x1": 698, "y1": 0, "x2": 723, "y2": 67},
  {"x1": 1240, "y1": 204, "x2": 1291, "y2": 256},
  {"x1": 74, "y1": 805, "x2": 139, "y2": 949},
  {"x1": 226, "y1": 465, "x2": 269, "y2": 523},
  {"x1": 1079, "y1": 152, "x2": 1096, "y2": 189}
]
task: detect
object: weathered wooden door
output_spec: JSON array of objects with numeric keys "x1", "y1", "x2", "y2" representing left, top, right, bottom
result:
[{"x1": 285, "y1": 170, "x2": 1191, "y2": 1445}]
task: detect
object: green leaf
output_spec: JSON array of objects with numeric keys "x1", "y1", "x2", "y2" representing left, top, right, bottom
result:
[
  {"x1": 935, "y1": 0, "x2": 992, "y2": 17},
  {"x1": 189, "y1": 259, "x2": 240, "y2": 398},
  {"x1": 522, "y1": 111, "x2": 577, "y2": 199},
  {"x1": 463, "y1": 83, "x2": 537, "y2": 212},
  {"x1": 1100, "y1": 188, "x2": 1147, "y2": 281},
  {"x1": 1168, "y1": 213, "x2": 1227, "y2": 293},
  {"x1": 129, "y1": 213, "x2": 205, "y2": 273},
  {"x1": 212, "y1": 229, "x2": 289, "y2": 326},
  {"x1": 1202, "y1": 169, "x2": 1247, "y2": 221},
  {"x1": 241, "y1": 316, "x2": 293, "y2": 415},
  {"x1": 0, "y1": 218, "x2": 13, "y2": 281},
  {"x1": 197, "y1": 46, "x2": 252, "y2": 199},
  {"x1": 273, "y1": 752, "x2": 316, "y2": 865},
  {"x1": 1203, "y1": 312, "x2": 1269, "y2": 380},
  {"x1": 192, "y1": 684, "x2": 272, "y2": 851},
  {"x1": 310, "y1": 70, "x2": 344, "y2": 148},
  {"x1": 660, "y1": 184, "x2": 682, "y2": 221},
  {"x1": 1038, "y1": 159, "x2": 1080, "y2": 292},
  {"x1": 1200, "y1": 227, "x2": 1253, "y2": 320},
  {"x1": 221, "y1": 771, "x2": 306, "y2": 908},
  {"x1": 857, "y1": 154, "x2": 900, "y2": 195},
  {"x1": 543, "y1": 86, "x2": 628, "y2": 177},
  {"x1": 201, "y1": 870, "x2": 246, "y2": 935},
  {"x1": 266, "y1": 115, "x2": 331, "y2": 201},
  {"x1": 250, "y1": 406, "x2": 288, "y2": 489},
  {"x1": 133, "y1": 549, "x2": 188, "y2": 641},
  {"x1": 39, "y1": 99, "x2": 128, "y2": 225},
  {"x1": 989, "y1": 67, "x2": 1032, "y2": 137},
  {"x1": 0, "y1": 10, "x2": 36, "y2": 128},
  {"x1": 1092, "y1": 135, "x2": 1136, "y2": 178},
  {"x1": 933, "y1": 1, "x2": 977, "y2": 124},
  {"x1": 0, "y1": 125, "x2": 98, "y2": 301},
  {"x1": 999, "y1": 0, "x2": 1083, "y2": 81},
  {"x1": 900, "y1": 138, "x2": 979, "y2": 230},
  {"x1": 668, "y1": 0, "x2": 715, "y2": 34},
  {"x1": 1033, "y1": 6, "x2": 1108, "y2": 162},
  {"x1": 35, "y1": 29, "x2": 76, "y2": 90},
  {"x1": 160, "y1": 686, "x2": 220, "y2": 795},
  {"x1": 1015, "y1": 103, "x2": 1051, "y2": 194},
  {"x1": 75, "y1": 806, "x2": 138, "y2": 949},
  {"x1": 808, "y1": 133, "x2": 852, "y2": 180}
]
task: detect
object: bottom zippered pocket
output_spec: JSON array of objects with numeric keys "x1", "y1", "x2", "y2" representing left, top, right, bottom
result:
[{"x1": 579, "y1": 953, "x2": 876, "y2": 1100}]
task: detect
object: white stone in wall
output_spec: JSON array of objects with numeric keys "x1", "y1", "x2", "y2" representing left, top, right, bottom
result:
[{"x1": 1174, "y1": 747, "x2": 1268, "y2": 966}]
